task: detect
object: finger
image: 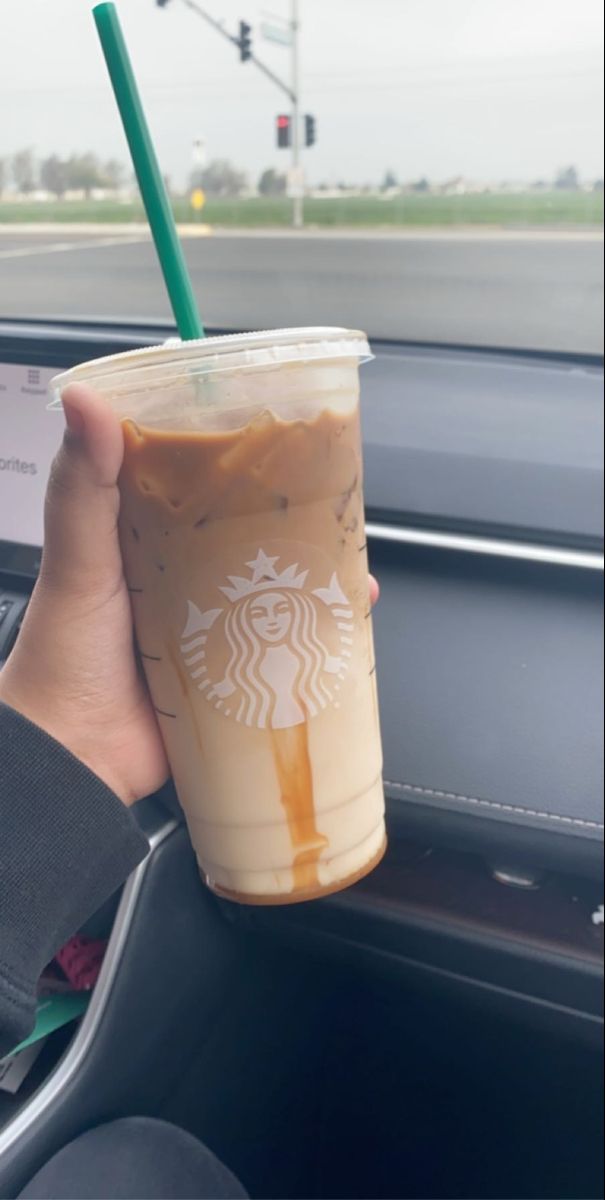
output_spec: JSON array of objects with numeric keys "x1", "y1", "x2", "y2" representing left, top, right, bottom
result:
[
  {"x1": 41, "y1": 384, "x2": 125, "y2": 598},
  {"x1": 369, "y1": 574, "x2": 380, "y2": 607},
  {"x1": 61, "y1": 383, "x2": 124, "y2": 486}
]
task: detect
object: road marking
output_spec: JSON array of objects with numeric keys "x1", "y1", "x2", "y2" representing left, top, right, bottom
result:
[
  {"x1": 185, "y1": 227, "x2": 605, "y2": 243},
  {"x1": 0, "y1": 236, "x2": 148, "y2": 261},
  {"x1": 0, "y1": 222, "x2": 212, "y2": 239}
]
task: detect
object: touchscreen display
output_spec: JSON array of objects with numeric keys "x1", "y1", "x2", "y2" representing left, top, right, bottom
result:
[{"x1": 0, "y1": 362, "x2": 62, "y2": 550}]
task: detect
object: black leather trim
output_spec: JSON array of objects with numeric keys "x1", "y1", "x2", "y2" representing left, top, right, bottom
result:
[{"x1": 385, "y1": 778, "x2": 603, "y2": 839}]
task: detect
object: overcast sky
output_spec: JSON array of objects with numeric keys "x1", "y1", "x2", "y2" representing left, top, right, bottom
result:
[{"x1": 1, "y1": 0, "x2": 603, "y2": 188}]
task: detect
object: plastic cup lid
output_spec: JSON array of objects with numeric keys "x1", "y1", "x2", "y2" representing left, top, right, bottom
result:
[{"x1": 50, "y1": 327, "x2": 372, "y2": 403}]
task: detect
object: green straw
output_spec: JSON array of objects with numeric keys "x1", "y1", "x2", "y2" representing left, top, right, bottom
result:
[{"x1": 93, "y1": 2, "x2": 204, "y2": 340}]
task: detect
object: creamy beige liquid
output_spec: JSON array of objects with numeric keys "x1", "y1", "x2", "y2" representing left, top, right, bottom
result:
[{"x1": 118, "y1": 395, "x2": 385, "y2": 903}]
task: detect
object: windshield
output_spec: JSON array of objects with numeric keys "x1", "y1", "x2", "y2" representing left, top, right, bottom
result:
[{"x1": 0, "y1": 0, "x2": 603, "y2": 354}]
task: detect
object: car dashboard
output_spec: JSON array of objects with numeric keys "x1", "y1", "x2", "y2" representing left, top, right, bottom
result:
[{"x1": 0, "y1": 319, "x2": 602, "y2": 1198}]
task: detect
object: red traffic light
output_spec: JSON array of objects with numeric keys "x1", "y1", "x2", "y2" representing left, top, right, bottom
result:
[{"x1": 276, "y1": 113, "x2": 291, "y2": 147}]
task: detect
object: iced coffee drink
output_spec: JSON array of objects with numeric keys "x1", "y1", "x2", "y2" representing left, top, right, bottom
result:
[{"x1": 51, "y1": 329, "x2": 385, "y2": 903}]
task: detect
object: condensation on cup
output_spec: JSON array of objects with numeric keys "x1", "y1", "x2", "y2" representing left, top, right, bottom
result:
[{"x1": 51, "y1": 329, "x2": 386, "y2": 904}]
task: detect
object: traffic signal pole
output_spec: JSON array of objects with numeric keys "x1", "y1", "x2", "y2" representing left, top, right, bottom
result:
[
  {"x1": 290, "y1": 0, "x2": 303, "y2": 229},
  {"x1": 177, "y1": 0, "x2": 303, "y2": 228}
]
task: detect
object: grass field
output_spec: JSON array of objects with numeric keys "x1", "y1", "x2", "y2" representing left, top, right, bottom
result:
[{"x1": 0, "y1": 190, "x2": 602, "y2": 228}]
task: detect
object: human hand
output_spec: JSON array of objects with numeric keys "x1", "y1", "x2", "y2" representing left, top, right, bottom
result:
[
  {"x1": 0, "y1": 386, "x2": 379, "y2": 806},
  {"x1": 0, "y1": 385, "x2": 168, "y2": 805}
]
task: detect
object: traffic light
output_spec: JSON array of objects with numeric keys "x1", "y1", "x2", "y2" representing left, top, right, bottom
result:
[
  {"x1": 276, "y1": 114, "x2": 291, "y2": 149},
  {"x1": 239, "y1": 20, "x2": 252, "y2": 62},
  {"x1": 304, "y1": 114, "x2": 316, "y2": 147}
]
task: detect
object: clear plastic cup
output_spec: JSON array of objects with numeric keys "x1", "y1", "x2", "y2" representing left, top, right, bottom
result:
[{"x1": 51, "y1": 328, "x2": 385, "y2": 903}]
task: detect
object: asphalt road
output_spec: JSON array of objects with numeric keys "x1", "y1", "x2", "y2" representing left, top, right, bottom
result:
[{"x1": 0, "y1": 229, "x2": 602, "y2": 353}]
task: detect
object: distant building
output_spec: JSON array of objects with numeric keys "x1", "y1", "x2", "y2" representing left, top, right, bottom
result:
[
  {"x1": 440, "y1": 176, "x2": 467, "y2": 195},
  {"x1": 440, "y1": 177, "x2": 488, "y2": 195},
  {"x1": 3, "y1": 189, "x2": 53, "y2": 203},
  {"x1": 307, "y1": 186, "x2": 363, "y2": 199}
]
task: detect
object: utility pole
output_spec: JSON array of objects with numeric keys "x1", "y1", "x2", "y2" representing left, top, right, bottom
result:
[{"x1": 290, "y1": 0, "x2": 303, "y2": 229}]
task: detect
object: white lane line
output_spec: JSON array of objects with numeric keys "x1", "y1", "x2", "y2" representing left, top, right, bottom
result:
[
  {"x1": 184, "y1": 227, "x2": 605, "y2": 243},
  {"x1": 0, "y1": 236, "x2": 147, "y2": 261},
  {"x1": 0, "y1": 223, "x2": 210, "y2": 237}
]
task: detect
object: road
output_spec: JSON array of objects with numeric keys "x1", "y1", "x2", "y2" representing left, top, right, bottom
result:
[{"x1": 0, "y1": 228, "x2": 603, "y2": 353}]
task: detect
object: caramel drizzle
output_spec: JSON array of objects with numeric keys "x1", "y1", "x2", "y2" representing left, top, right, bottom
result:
[{"x1": 270, "y1": 724, "x2": 328, "y2": 892}]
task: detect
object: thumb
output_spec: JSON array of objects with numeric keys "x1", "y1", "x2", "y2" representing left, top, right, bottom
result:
[{"x1": 40, "y1": 384, "x2": 125, "y2": 599}]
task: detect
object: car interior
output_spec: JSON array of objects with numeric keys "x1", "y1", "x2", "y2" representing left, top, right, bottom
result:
[{"x1": 0, "y1": 318, "x2": 602, "y2": 1200}]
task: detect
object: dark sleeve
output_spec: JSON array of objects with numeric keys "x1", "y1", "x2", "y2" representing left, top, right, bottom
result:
[{"x1": 0, "y1": 702, "x2": 149, "y2": 1057}]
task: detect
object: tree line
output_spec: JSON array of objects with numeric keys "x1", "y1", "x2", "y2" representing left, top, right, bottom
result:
[
  {"x1": 3, "y1": 151, "x2": 592, "y2": 201},
  {"x1": 0, "y1": 149, "x2": 288, "y2": 199},
  {"x1": 189, "y1": 162, "x2": 285, "y2": 196},
  {"x1": 0, "y1": 149, "x2": 126, "y2": 198}
]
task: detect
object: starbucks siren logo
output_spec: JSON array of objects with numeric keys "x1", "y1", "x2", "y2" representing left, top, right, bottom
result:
[{"x1": 180, "y1": 548, "x2": 354, "y2": 730}]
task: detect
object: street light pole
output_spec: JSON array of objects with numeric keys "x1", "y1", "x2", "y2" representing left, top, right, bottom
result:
[{"x1": 290, "y1": 0, "x2": 303, "y2": 229}]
